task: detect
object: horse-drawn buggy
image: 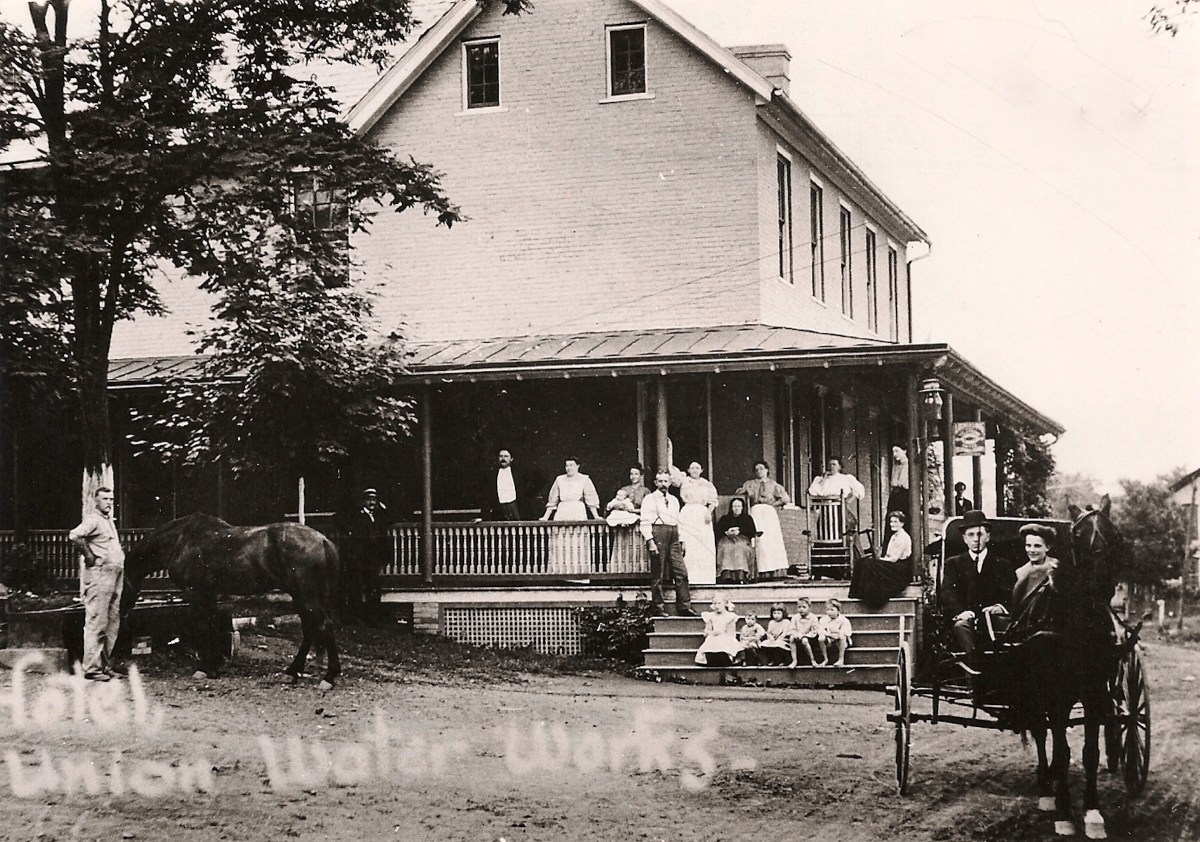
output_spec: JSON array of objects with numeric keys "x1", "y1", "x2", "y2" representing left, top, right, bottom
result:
[{"x1": 887, "y1": 502, "x2": 1150, "y2": 838}]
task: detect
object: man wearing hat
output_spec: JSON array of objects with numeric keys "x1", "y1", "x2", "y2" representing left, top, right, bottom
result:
[
  {"x1": 941, "y1": 510, "x2": 1016, "y2": 671},
  {"x1": 340, "y1": 487, "x2": 387, "y2": 620}
]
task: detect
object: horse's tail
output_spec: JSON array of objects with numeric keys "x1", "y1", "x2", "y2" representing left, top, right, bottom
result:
[{"x1": 322, "y1": 537, "x2": 342, "y2": 614}]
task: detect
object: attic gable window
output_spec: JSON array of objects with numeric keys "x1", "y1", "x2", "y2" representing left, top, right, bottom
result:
[
  {"x1": 608, "y1": 24, "x2": 647, "y2": 97},
  {"x1": 463, "y1": 38, "x2": 501, "y2": 109}
]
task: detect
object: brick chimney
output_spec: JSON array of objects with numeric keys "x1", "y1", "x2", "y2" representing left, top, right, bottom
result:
[{"x1": 730, "y1": 44, "x2": 792, "y2": 95}]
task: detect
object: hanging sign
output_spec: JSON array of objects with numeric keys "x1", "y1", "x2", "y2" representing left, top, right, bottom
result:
[{"x1": 954, "y1": 422, "x2": 986, "y2": 456}]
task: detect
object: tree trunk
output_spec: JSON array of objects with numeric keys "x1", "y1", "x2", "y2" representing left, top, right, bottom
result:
[{"x1": 77, "y1": 351, "x2": 114, "y2": 518}]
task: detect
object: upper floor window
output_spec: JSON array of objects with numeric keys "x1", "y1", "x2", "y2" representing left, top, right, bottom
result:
[
  {"x1": 608, "y1": 25, "x2": 646, "y2": 97},
  {"x1": 865, "y1": 228, "x2": 878, "y2": 332},
  {"x1": 839, "y1": 206, "x2": 853, "y2": 318},
  {"x1": 290, "y1": 173, "x2": 349, "y2": 281},
  {"x1": 810, "y1": 181, "x2": 825, "y2": 301},
  {"x1": 887, "y1": 245, "x2": 900, "y2": 341},
  {"x1": 777, "y1": 154, "x2": 793, "y2": 282},
  {"x1": 463, "y1": 39, "x2": 500, "y2": 109}
]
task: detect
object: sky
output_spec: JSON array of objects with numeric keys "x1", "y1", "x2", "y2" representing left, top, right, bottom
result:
[{"x1": 665, "y1": 0, "x2": 1200, "y2": 488}]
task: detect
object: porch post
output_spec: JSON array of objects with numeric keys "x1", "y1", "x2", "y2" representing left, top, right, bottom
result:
[
  {"x1": 971, "y1": 408, "x2": 984, "y2": 514},
  {"x1": 906, "y1": 373, "x2": 923, "y2": 557},
  {"x1": 655, "y1": 378, "x2": 669, "y2": 471},
  {"x1": 994, "y1": 424, "x2": 1007, "y2": 516},
  {"x1": 941, "y1": 391, "x2": 955, "y2": 520},
  {"x1": 705, "y1": 374, "x2": 714, "y2": 479},
  {"x1": 783, "y1": 376, "x2": 797, "y2": 498},
  {"x1": 815, "y1": 385, "x2": 828, "y2": 469},
  {"x1": 421, "y1": 387, "x2": 434, "y2": 585}
]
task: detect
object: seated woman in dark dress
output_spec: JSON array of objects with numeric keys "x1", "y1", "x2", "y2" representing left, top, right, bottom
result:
[
  {"x1": 848, "y1": 510, "x2": 913, "y2": 606},
  {"x1": 715, "y1": 497, "x2": 758, "y2": 583}
]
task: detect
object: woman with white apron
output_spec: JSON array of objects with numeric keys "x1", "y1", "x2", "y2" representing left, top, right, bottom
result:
[
  {"x1": 736, "y1": 461, "x2": 790, "y2": 579},
  {"x1": 540, "y1": 458, "x2": 600, "y2": 573}
]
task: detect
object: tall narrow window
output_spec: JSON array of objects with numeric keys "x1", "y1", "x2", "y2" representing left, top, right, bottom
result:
[
  {"x1": 865, "y1": 229, "x2": 878, "y2": 332},
  {"x1": 777, "y1": 154, "x2": 793, "y2": 282},
  {"x1": 291, "y1": 172, "x2": 349, "y2": 281},
  {"x1": 839, "y1": 206, "x2": 853, "y2": 317},
  {"x1": 887, "y1": 246, "x2": 900, "y2": 341},
  {"x1": 608, "y1": 25, "x2": 646, "y2": 97},
  {"x1": 810, "y1": 181, "x2": 825, "y2": 300},
  {"x1": 463, "y1": 39, "x2": 500, "y2": 109}
]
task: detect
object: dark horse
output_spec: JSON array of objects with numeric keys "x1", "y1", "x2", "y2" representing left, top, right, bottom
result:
[
  {"x1": 120, "y1": 513, "x2": 342, "y2": 690},
  {"x1": 1004, "y1": 496, "x2": 1129, "y2": 838}
]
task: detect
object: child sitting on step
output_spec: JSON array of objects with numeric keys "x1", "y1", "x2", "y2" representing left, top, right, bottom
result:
[
  {"x1": 694, "y1": 597, "x2": 743, "y2": 667},
  {"x1": 788, "y1": 597, "x2": 821, "y2": 667},
  {"x1": 817, "y1": 597, "x2": 853, "y2": 666},
  {"x1": 759, "y1": 603, "x2": 792, "y2": 666},
  {"x1": 737, "y1": 612, "x2": 766, "y2": 665}
]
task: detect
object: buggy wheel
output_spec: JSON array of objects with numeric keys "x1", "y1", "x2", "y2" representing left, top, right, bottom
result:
[
  {"x1": 1120, "y1": 647, "x2": 1151, "y2": 796},
  {"x1": 893, "y1": 646, "x2": 912, "y2": 794}
]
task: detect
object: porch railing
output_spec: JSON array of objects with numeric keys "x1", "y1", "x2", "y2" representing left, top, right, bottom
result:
[
  {"x1": 387, "y1": 520, "x2": 650, "y2": 578},
  {"x1": 0, "y1": 529, "x2": 161, "y2": 581},
  {"x1": 1, "y1": 522, "x2": 651, "y2": 586}
]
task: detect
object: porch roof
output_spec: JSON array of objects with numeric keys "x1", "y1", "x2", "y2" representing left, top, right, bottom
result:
[{"x1": 107, "y1": 324, "x2": 1063, "y2": 435}]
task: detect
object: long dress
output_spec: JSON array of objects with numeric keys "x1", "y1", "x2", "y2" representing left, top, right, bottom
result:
[
  {"x1": 674, "y1": 475, "x2": 718, "y2": 585},
  {"x1": 848, "y1": 528, "x2": 912, "y2": 606},
  {"x1": 714, "y1": 507, "x2": 758, "y2": 580},
  {"x1": 545, "y1": 473, "x2": 600, "y2": 573},
  {"x1": 736, "y1": 478, "x2": 790, "y2": 575},
  {"x1": 694, "y1": 610, "x2": 742, "y2": 666}
]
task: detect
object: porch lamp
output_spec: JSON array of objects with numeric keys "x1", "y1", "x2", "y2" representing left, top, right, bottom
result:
[{"x1": 918, "y1": 376, "x2": 944, "y2": 421}]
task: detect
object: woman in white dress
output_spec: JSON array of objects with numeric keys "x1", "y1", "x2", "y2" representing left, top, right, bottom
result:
[
  {"x1": 671, "y1": 461, "x2": 718, "y2": 585},
  {"x1": 736, "y1": 460, "x2": 791, "y2": 579},
  {"x1": 540, "y1": 458, "x2": 600, "y2": 573}
]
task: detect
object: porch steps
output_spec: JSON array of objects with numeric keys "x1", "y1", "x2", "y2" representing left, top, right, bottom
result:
[{"x1": 637, "y1": 596, "x2": 916, "y2": 689}]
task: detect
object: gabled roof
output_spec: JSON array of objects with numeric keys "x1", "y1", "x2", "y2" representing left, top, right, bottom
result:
[
  {"x1": 1171, "y1": 467, "x2": 1200, "y2": 493},
  {"x1": 338, "y1": 0, "x2": 928, "y2": 244}
]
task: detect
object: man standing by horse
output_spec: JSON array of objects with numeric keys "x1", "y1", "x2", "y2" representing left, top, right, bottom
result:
[
  {"x1": 340, "y1": 488, "x2": 387, "y2": 622},
  {"x1": 941, "y1": 509, "x2": 1016, "y2": 673},
  {"x1": 69, "y1": 487, "x2": 127, "y2": 681}
]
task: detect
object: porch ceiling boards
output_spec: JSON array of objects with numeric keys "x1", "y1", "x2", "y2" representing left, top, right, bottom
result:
[{"x1": 106, "y1": 324, "x2": 1063, "y2": 435}]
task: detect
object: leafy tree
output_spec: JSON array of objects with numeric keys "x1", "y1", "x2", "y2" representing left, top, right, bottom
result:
[
  {"x1": 1046, "y1": 471, "x2": 1103, "y2": 521},
  {"x1": 995, "y1": 426, "x2": 1056, "y2": 518},
  {"x1": 0, "y1": 0, "x2": 525, "y2": 516},
  {"x1": 1148, "y1": 0, "x2": 1197, "y2": 35},
  {"x1": 1112, "y1": 469, "x2": 1189, "y2": 587}
]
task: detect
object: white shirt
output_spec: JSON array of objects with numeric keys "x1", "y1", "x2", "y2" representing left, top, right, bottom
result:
[
  {"x1": 808, "y1": 472, "x2": 866, "y2": 500},
  {"x1": 496, "y1": 467, "x2": 517, "y2": 505},
  {"x1": 972, "y1": 550, "x2": 988, "y2": 575},
  {"x1": 640, "y1": 490, "x2": 681, "y2": 541}
]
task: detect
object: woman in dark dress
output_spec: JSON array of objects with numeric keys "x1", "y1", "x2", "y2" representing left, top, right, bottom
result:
[
  {"x1": 715, "y1": 497, "x2": 759, "y2": 583},
  {"x1": 849, "y1": 510, "x2": 913, "y2": 606}
]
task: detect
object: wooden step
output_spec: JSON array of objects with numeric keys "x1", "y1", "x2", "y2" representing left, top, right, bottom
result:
[
  {"x1": 642, "y1": 646, "x2": 897, "y2": 669},
  {"x1": 652, "y1": 612, "x2": 915, "y2": 634},
  {"x1": 646, "y1": 627, "x2": 903, "y2": 650},
  {"x1": 657, "y1": 597, "x2": 918, "y2": 616},
  {"x1": 637, "y1": 664, "x2": 896, "y2": 688}
]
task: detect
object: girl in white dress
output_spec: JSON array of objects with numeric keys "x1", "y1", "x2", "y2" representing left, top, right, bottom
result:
[
  {"x1": 736, "y1": 461, "x2": 791, "y2": 579},
  {"x1": 672, "y1": 461, "x2": 718, "y2": 585},
  {"x1": 695, "y1": 597, "x2": 742, "y2": 666}
]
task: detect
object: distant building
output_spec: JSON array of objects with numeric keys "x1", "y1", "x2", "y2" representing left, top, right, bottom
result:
[{"x1": 1170, "y1": 468, "x2": 1200, "y2": 589}]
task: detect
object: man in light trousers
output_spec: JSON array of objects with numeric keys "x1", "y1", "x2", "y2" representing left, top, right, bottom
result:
[{"x1": 69, "y1": 486, "x2": 126, "y2": 681}]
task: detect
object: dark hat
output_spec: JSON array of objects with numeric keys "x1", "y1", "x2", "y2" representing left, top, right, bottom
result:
[
  {"x1": 959, "y1": 509, "x2": 990, "y2": 529},
  {"x1": 361, "y1": 487, "x2": 378, "y2": 497}
]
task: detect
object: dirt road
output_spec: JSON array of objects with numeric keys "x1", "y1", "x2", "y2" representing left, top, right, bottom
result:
[{"x1": 1, "y1": 629, "x2": 1196, "y2": 841}]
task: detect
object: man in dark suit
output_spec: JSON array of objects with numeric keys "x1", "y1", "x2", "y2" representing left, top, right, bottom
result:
[
  {"x1": 480, "y1": 448, "x2": 523, "y2": 521},
  {"x1": 953, "y1": 481, "x2": 973, "y2": 516},
  {"x1": 341, "y1": 487, "x2": 387, "y2": 621},
  {"x1": 941, "y1": 509, "x2": 1015, "y2": 671}
]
